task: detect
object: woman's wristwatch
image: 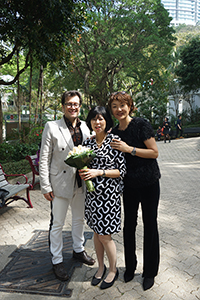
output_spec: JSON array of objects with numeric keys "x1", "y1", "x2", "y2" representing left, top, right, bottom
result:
[
  {"x1": 102, "y1": 170, "x2": 106, "y2": 177},
  {"x1": 131, "y1": 147, "x2": 136, "y2": 156}
]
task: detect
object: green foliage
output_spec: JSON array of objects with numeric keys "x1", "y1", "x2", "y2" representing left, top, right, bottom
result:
[
  {"x1": 79, "y1": 103, "x2": 91, "y2": 121},
  {"x1": 0, "y1": 0, "x2": 86, "y2": 85},
  {"x1": 169, "y1": 114, "x2": 178, "y2": 130},
  {"x1": 0, "y1": 142, "x2": 38, "y2": 162},
  {"x1": 175, "y1": 36, "x2": 200, "y2": 92},
  {"x1": 25, "y1": 125, "x2": 43, "y2": 145},
  {"x1": 134, "y1": 73, "x2": 169, "y2": 128},
  {"x1": 181, "y1": 107, "x2": 200, "y2": 126},
  {"x1": 68, "y1": 0, "x2": 175, "y2": 106},
  {"x1": 175, "y1": 24, "x2": 200, "y2": 48},
  {"x1": 169, "y1": 107, "x2": 200, "y2": 129},
  {"x1": 6, "y1": 122, "x2": 43, "y2": 145}
]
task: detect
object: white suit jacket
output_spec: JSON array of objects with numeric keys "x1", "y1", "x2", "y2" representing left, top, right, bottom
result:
[{"x1": 39, "y1": 117, "x2": 90, "y2": 199}]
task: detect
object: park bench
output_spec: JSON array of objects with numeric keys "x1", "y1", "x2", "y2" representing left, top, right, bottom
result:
[
  {"x1": 0, "y1": 164, "x2": 33, "y2": 209},
  {"x1": 25, "y1": 155, "x2": 40, "y2": 188},
  {"x1": 155, "y1": 127, "x2": 200, "y2": 140},
  {"x1": 183, "y1": 127, "x2": 200, "y2": 137}
]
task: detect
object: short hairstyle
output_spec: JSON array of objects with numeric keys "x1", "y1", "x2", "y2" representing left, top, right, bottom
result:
[
  {"x1": 86, "y1": 106, "x2": 113, "y2": 132},
  {"x1": 61, "y1": 90, "x2": 83, "y2": 106},
  {"x1": 108, "y1": 91, "x2": 134, "y2": 115}
]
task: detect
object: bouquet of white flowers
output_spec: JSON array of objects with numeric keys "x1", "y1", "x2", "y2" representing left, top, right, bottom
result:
[{"x1": 64, "y1": 145, "x2": 96, "y2": 192}]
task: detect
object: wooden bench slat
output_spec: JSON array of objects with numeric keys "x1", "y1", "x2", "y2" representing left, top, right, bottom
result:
[
  {"x1": 4, "y1": 184, "x2": 30, "y2": 196},
  {"x1": 0, "y1": 182, "x2": 9, "y2": 188},
  {"x1": 0, "y1": 175, "x2": 7, "y2": 181}
]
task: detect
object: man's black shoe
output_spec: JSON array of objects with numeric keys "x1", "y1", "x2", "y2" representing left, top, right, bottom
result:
[
  {"x1": 73, "y1": 250, "x2": 95, "y2": 265},
  {"x1": 53, "y1": 262, "x2": 69, "y2": 281}
]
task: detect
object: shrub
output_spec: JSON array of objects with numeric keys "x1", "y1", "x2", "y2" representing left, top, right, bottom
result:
[
  {"x1": 1, "y1": 159, "x2": 32, "y2": 175},
  {"x1": 25, "y1": 125, "x2": 43, "y2": 145},
  {"x1": 0, "y1": 142, "x2": 38, "y2": 162}
]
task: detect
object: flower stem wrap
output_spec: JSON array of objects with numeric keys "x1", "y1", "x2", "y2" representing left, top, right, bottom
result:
[
  {"x1": 64, "y1": 146, "x2": 96, "y2": 192},
  {"x1": 82, "y1": 166, "x2": 95, "y2": 192}
]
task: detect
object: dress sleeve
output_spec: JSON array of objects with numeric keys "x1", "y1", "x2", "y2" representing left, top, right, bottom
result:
[
  {"x1": 139, "y1": 119, "x2": 155, "y2": 142},
  {"x1": 112, "y1": 135, "x2": 126, "y2": 179}
]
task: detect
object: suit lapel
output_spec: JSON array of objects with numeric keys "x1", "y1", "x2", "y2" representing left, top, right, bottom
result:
[{"x1": 59, "y1": 117, "x2": 74, "y2": 150}]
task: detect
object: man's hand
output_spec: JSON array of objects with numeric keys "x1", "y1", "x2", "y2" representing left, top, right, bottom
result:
[{"x1": 43, "y1": 192, "x2": 54, "y2": 201}]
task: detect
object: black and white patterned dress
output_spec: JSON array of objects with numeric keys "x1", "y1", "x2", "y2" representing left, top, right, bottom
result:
[{"x1": 83, "y1": 133, "x2": 126, "y2": 235}]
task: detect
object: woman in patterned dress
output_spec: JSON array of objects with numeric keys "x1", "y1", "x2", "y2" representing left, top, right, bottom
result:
[
  {"x1": 108, "y1": 92, "x2": 161, "y2": 291},
  {"x1": 79, "y1": 106, "x2": 126, "y2": 290}
]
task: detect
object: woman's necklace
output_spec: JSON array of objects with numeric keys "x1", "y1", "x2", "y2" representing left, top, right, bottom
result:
[{"x1": 95, "y1": 134, "x2": 107, "y2": 147}]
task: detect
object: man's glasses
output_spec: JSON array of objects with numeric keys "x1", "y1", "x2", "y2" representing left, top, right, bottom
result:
[{"x1": 64, "y1": 103, "x2": 80, "y2": 108}]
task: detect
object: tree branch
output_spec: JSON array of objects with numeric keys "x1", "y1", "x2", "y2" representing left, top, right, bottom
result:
[
  {"x1": 0, "y1": 49, "x2": 30, "y2": 86},
  {"x1": 0, "y1": 44, "x2": 18, "y2": 66}
]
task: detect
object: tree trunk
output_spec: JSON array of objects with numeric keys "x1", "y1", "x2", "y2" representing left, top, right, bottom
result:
[
  {"x1": 84, "y1": 71, "x2": 90, "y2": 100},
  {"x1": 40, "y1": 65, "x2": 43, "y2": 126},
  {"x1": 35, "y1": 65, "x2": 43, "y2": 124},
  {"x1": 0, "y1": 96, "x2": 3, "y2": 143},
  {"x1": 29, "y1": 56, "x2": 33, "y2": 127},
  {"x1": 17, "y1": 49, "x2": 21, "y2": 132}
]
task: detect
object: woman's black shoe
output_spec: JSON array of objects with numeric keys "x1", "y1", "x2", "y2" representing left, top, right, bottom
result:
[
  {"x1": 100, "y1": 268, "x2": 119, "y2": 290},
  {"x1": 124, "y1": 270, "x2": 134, "y2": 283},
  {"x1": 91, "y1": 265, "x2": 107, "y2": 286},
  {"x1": 143, "y1": 277, "x2": 154, "y2": 291}
]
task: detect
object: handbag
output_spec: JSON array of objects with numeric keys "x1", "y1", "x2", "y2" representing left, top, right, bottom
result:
[{"x1": 0, "y1": 188, "x2": 9, "y2": 207}]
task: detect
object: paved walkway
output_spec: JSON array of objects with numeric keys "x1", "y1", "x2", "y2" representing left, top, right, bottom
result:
[{"x1": 0, "y1": 137, "x2": 199, "y2": 300}]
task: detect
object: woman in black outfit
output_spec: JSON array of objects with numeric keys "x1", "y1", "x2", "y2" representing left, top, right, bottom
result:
[
  {"x1": 108, "y1": 92, "x2": 161, "y2": 291},
  {"x1": 162, "y1": 117, "x2": 171, "y2": 143}
]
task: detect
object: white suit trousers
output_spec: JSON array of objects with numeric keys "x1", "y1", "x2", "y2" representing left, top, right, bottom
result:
[{"x1": 49, "y1": 189, "x2": 85, "y2": 265}]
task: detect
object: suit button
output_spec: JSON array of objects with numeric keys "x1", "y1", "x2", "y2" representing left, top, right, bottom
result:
[{"x1": 63, "y1": 170, "x2": 66, "y2": 173}]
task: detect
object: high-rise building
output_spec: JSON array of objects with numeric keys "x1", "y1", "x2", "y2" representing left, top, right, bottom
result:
[{"x1": 161, "y1": 0, "x2": 200, "y2": 26}]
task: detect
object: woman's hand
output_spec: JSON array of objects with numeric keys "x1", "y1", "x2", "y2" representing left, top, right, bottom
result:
[
  {"x1": 110, "y1": 139, "x2": 132, "y2": 153},
  {"x1": 111, "y1": 137, "x2": 159, "y2": 159},
  {"x1": 79, "y1": 168, "x2": 102, "y2": 180}
]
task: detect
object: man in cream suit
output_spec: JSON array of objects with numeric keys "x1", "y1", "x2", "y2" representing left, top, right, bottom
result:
[{"x1": 39, "y1": 90, "x2": 95, "y2": 281}]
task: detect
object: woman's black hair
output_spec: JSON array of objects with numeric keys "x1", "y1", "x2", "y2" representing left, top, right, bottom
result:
[{"x1": 86, "y1": 106, "x2": 113, "y2": 132}]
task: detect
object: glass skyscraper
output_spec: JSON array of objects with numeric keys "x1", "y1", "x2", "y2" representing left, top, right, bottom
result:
[{"x1": 161, "y1": 0, "x2": 200, "y2": 26}]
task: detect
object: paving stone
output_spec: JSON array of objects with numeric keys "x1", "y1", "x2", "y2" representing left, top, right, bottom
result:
[{"x1": 0, "y1": 137, "x2": 200, "y2": 300}]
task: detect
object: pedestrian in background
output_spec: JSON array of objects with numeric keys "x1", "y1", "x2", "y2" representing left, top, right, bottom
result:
[
  {"x1": 162, "y1": 117, "x2": 171, "y2": 143},
  {"x1": 108, "y1": 91, "x2": 161, "y2": 291},
  {"x1": 175, "y1": 115, "x2": 183, "y2": 139},
  {"x1": 156, "y1": 126, "x2": 162, "y2": 141}
]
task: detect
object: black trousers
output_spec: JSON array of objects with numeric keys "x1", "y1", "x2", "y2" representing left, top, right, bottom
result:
[{"x1": 123, "y1": 180, "x2": 160, "y2": 278}]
